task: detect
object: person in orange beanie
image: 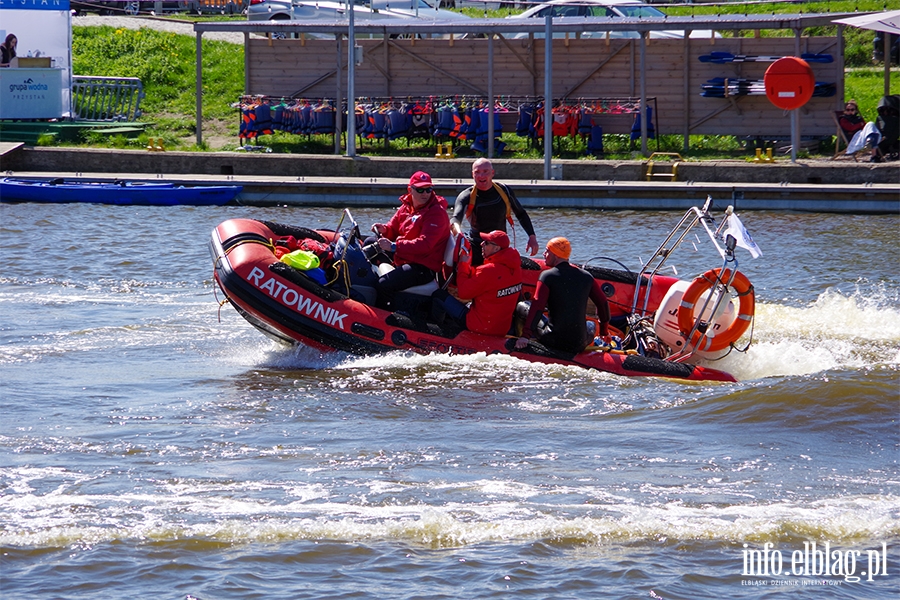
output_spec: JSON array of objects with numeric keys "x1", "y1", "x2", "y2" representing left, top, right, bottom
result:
[{"x1": 515, "y1": 237, "x2": 610, "y2": 354}]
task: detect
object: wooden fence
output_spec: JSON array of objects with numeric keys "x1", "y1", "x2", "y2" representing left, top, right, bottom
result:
[{"x1": 246, "y1": 35, "x2": 843, "y2": 139}]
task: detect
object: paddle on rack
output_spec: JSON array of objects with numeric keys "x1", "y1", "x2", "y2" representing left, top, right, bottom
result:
[{"x1": 699, "y1": 52, "x2": 833, "y2": 64}]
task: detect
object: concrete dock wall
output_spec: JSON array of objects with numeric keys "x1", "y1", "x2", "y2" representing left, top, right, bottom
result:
[
  {"x1": 1, "y1": 144, "x2": 897, "y2": 213},
  {"x1": 2, "y1": 145, "x2": 897, "y2": 185}
]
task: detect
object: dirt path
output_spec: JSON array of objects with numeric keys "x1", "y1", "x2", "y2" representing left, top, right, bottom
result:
[{"x1": 72, "y1": 15, "x2": 244, "y2": 44}]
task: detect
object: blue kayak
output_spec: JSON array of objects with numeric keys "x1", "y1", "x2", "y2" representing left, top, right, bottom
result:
[{"x1": 0, "y1": 178, "x2": 242, "y2": 206}]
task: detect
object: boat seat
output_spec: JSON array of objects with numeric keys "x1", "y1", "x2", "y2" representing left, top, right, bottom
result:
[
  {"x1": 403, "y1": 280, "x2": 440, "y2": 296},
  {"x1": 373, "y1": 233, "x2": 461, "y2": 296}
]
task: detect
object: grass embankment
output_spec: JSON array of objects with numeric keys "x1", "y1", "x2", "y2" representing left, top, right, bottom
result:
[
  {"x1": 71, "y1": 26, "x2": 242, "y2": 149},
  {"x1": 70, "y1": 1, "x2": 894, "y2": 159}
]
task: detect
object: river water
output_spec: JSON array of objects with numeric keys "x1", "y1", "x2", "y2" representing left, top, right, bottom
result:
[{"x1": 1, "y1": 201, "x2": 897, "y2": 599}]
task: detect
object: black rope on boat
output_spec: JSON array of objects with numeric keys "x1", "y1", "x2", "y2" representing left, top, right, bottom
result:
[
  {"x1": 716, "y1": 270, "x2": 755, "y2": 354},
  {"x1": 327, "y1": 259, "x2": 353, "y2": 297},
  {"x1": 731, "y1": 313, "x2": 756, "y2": 354},
  {"x1": 223, "y1": 236, "x2": 276, "y2": 256},
  {"x1": 212, "y1": 278, "x2": 231, "y2": 323}
]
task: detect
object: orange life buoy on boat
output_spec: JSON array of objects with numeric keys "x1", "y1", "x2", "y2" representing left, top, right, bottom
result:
[{"x1": 677, "y1": 268, "x2": 754, "y2": 352}]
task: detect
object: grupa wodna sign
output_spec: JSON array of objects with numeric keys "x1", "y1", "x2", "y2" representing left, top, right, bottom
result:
[{"x1": 0, "y1": 0, "x2": 72, "y2": 119}]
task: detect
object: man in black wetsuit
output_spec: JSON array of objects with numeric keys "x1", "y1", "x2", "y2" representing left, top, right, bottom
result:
[
  {"x1": 452, "y1": 158, "x2": 539, "y2": 265},
  {"x1": 514, "y1": 237, "x2": 611, "y2": 354}
]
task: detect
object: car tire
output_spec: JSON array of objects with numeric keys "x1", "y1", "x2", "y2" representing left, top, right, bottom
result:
[
  {"x1": 123, "y1": 1, "x2": 143, "y2": 15},
  {"x1": 269, "y1": 15, "x2": 289, "y2": 39}
]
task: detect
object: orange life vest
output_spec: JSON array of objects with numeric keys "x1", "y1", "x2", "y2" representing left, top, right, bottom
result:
[{"x1": 465, "y1": 182, "x2": 514, "y2": 228}]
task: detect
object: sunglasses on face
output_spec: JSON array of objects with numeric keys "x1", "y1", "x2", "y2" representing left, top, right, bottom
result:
[{"x1": 412, "y1": 186, "x2": 433, "y2": 194}]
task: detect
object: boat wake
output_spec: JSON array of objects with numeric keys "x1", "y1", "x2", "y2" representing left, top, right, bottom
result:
[
  {"x1": 246, "y1": 285, "x2": 899, "y2": 385},
  {"x1": 710, "y1": 284, "x2": 900, "y2": 381}
]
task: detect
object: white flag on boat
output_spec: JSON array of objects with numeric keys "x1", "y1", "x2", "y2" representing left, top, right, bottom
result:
[{"x1": 724, "y1": 214, "x2": 762, "y2": 258}]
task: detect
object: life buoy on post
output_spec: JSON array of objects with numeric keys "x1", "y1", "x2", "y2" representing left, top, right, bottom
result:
[{"x1": 677, "y1": 268, "x2": 755, "y2": 352}]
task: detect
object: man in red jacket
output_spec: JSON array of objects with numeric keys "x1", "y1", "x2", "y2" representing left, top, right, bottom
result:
[
  {"x1": 372, "y1": 171, "x2": 450, "y2": 309},
  {"x1": 431, "y1": 230, "x2": 522, "y2": 336}
]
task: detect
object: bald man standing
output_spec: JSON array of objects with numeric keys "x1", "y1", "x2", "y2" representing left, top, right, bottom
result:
[{"x1": 452, "y1": 158, "x2": 538, "y2": 265}]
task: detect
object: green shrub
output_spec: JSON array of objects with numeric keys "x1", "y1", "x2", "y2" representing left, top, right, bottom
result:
[{"x1": 73, "y1": 25, "x2": 244, "y2": 124}]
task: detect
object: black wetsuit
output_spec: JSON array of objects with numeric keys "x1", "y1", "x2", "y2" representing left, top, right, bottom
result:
[
  {"x1": 453, "y1": 182, "x2": 535, "y2": 264},
  {"x1": 525, "y1": 262, "x2": 610, "y2": 354}
]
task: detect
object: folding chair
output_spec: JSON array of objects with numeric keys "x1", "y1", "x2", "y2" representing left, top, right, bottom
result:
[{"x1": 831, "y1": 110, "x2": 858, "y2": 161}]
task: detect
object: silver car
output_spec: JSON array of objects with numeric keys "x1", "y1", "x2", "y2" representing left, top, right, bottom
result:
[
  {"x1": 248, "y1": 0, "x2": 471, "y2": 31},
  {"x1": 434, "y1": 0, "x2": 501, "y2": 9},
  {"x1": 507, "y1": 0, "x2": 719, "y2": 39}
]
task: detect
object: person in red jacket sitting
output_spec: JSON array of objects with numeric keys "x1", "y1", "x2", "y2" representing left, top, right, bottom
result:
[
  {"x1": 838, "y1": 100, "x2": 865, "y2": 143},
  {"x1": 431, "y1": 230, "x2": 523, "y2": 336},
  {"x1": 372, "y1": 171, "x2": 450, "y2": 309}
]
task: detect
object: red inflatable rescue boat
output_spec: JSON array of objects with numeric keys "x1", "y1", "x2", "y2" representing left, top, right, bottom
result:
[{"x1": 210, "y1": 200, "x2": 758, "y2": 383}]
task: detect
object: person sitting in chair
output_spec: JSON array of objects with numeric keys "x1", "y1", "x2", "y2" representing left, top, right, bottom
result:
[
  {"x1": 846, "y1": 95, "x2": 900, "y2": 162},
  {"x1": 370, "y1": 171, "x2": 450, "y2": 309},
  {"x1": 838, "y1": 100, "x2": 865, "y2": 143},
  {"x1": 871, "y1": 95, "x2": 900, "y2": 162},
  {"x1": 0, "y1": 34, "x2": 17, "y2": 67}
]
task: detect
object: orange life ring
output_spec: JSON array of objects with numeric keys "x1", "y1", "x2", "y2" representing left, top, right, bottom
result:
[{"x1": 677, "y1": 268, "x2": 754, "y2": 352}]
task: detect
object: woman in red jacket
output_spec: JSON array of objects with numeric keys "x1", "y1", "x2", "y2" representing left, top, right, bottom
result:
[
  {"x1": 432, "y1": 230, "x2": 523, "y2": 337},
  {"x1": 372, "y1": 171, "x2": 450, "y2": 309}
]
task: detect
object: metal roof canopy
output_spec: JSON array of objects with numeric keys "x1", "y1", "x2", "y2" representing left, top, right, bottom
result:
[
  {"x1": 193, "y1": 12, "x2": 853, "y2": 168},
  {"x1": 193, "y1": 13, "x2": 847, "y2": 36}
]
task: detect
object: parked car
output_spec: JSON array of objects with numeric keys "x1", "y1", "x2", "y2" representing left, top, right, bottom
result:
[
  {"x1": 506, "y1": 0, "x2": 719, "y2": 39},
  {"x1": 434, "y1": 0, "x2": 501, "y2": 9},
  {"x1": 248, "y1": 0, "x2": 470, "y2": 28}
]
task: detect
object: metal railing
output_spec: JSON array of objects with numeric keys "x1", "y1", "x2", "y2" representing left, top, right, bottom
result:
[{"x1": 72, "y1": 76, "x2": 144, "y2": 122}]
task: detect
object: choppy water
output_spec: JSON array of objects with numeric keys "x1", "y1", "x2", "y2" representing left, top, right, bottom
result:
[{"x1": 1, "y1": 201, "x2": 897, "y2": 599}]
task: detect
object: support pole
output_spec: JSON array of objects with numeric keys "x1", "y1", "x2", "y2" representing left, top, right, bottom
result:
[
  {"x1": 196, "y1": 32, "x2": 203, "y2": 147},
  {"x1": 639, "y1": 32, "x2": 647, "y2": 156},
  {"x1": 791, "y1": 28, "x2": 801, "y2": 163},
  {"x1": 243, "y1": 32, "x2": 249, "y2": 95},
  {"x1": 790, "y1": 110, "x2": 799, "y2": 163},
  {"x1": 683, "y1": 34, "x2": 690, "y2": 153},
  {"x1": 347, "y1": 1, "x2": 356, "y2": 157},
  {"x1": 335, "y1": 34, "x2": 343, "y2": 155},
  {"x1": 488, "y1": 32, "x2": 494, "y2": 158},
  {"x1": 836, "y1": 24, "x2": 845, "y2": 107},
  {"x1": 884, "y1": 32, "x2": 891, "y2": 97},
  {"x1": 543, "y1": 14, "x2": 552, "y2": 181}
]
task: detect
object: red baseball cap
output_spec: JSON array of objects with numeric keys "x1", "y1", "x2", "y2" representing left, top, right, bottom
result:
[
  {"x1": 481, "y1": 230, "x2": 510, "y2": 249},
  {"x1": 409, "y1": 171, "x2": 433, "y2": 187}
]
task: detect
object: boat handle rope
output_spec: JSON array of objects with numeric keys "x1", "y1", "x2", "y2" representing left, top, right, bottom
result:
[
  {"x1": 211, "y1": 278, "x2": 231, "y2": 323},
  {"x1": 222, "y1": 237, "x2": 277, "y2": 256},
  {"x1": 327, "y1": 259, "x2": 353, "y2": 297},
  {"x1": 212, "y1": 235, "x2": 278, "y2": 322}
]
